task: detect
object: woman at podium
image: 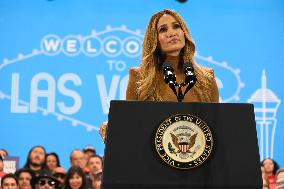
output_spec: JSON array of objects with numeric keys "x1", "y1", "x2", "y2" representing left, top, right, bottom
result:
[{"x1": 99, "y1": 9, "x2": 219, "y2": 141}]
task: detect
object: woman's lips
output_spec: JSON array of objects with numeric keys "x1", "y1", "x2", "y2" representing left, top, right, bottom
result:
[
  {"x1": 70, "y1": 183, "x2": 79, "y2": 188},
  {"x1": 168, "y1": 38, "x2": 179, "y2": 44}
]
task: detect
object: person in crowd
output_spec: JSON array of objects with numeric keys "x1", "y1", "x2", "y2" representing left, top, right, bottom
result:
[
  {"x1": 45, "y1": 153, "x2": 60, "y2": 172},
  {"x1": 52, "y1": 167, "x2": 66, "y2": 189},
  {"x1": 87, "y1": 155, "x2": 103, "y2": 175},
  {"x1": 261, "y1": 158, "x2": 280, "y2": 189},
  {"x1": 275, "y1": 168, "x2": 284, "y2": 189},
  {"x1": 33, "y1": 170, "x2": 58, "y2": 189},
  {"x1": 23, "y1": 146, "x2": 47, "y2": 176},
  {"x1": 1, "y1": 174, "x2": 18, "y2": 189},
  {"x1": 82, "y1": 146, "x2": 96, "y2": 162},
  {"x1": 62, "y1": 166, "x2": 88, "y2": 189},
  {"x1": 99, "y1": 9, "x2": 219, "y2": 141},
  {"x1": 70, "y1": 150, "x2": 86, "y2": 171},
  {"x1": 0, "y1": 155, "x2": 5, "y2": 180},
  {"x1": 15, "y1": 169, "x2": 34, "y2": 189},
  {"x1": 90, "y1": 171, "x2": 102, "y2": 189},
  {"x1": 69, "y1": 150, "x2": 91, "y2": 188},
  {"x1": 0, "y1": 149, "x2": 8, "y2": 158}
]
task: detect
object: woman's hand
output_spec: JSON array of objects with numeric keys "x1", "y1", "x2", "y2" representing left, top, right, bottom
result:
[{"x1": 99, "y1": 121, "x2": 108, "y2": 143}]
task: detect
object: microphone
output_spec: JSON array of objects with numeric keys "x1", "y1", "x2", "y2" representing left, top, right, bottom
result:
[
  {"x1": 183, "y1": 62, "x2": 196, "y2": 85},
  {"x1": 183, "y1": 62, "x2": 197, "y2": 95},
  {"x1": 162, "y1": 62, "x2": 178, "y2": 96}
]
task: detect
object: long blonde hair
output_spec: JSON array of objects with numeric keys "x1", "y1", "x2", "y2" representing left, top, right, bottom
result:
[{"x1": 137, "y1": 9, "x2": 213, "y2": 102}]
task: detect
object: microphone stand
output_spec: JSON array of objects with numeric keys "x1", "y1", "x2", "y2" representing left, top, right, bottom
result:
[
  {"x1": 162, "y1": 62, "x2": 196, "y2": 102},
  {"x1": 177, "y1": 80, "x2": 196, "y2": 102},
  {"x1": 177, "y1": 82, "x2": 187, "y2": 102},
  {"x1": 166, "y1": 78, "x2": 195, "y2": 103}
]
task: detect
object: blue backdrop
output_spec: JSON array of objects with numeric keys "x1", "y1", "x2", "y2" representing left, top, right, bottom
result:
[{"x1": 1, "y1": 0, "x2": 283, "y2": 169}]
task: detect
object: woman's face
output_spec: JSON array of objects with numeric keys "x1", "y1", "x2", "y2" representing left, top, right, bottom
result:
[
  {"x1": 157, "y1": 14, "x2": 185, "y2": 56},
  {"x1": 46, "y1": 155, "x2": 58, "y2": 171},
  {"x1": 263, "y1": 159, "x2": 274, "y2": 174},
  {"x1": 18, "y1": 172, "x2": 32, "y2": 189},
  {"x1": 69, "y1": 173, "x2": 83, "y2": 189}
]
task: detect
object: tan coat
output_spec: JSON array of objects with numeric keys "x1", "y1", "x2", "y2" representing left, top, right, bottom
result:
[{"x1": 126, "y1": 67, "x2": 219, "y2": 103}]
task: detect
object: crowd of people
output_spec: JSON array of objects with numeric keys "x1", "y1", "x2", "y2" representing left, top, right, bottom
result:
[
  {"x1": 1, "y1": 146, "x2": 284, "y2": 189},
  {"x1": 0, "y1": 146, "x2": 103, "y2": 189},
  {"x1": 1, "y1": 147, "x2": 284, "y2": 188}
]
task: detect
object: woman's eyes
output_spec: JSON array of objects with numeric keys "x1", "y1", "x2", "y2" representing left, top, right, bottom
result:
[
  {"x1": 159, "y1": 27, "x2": 167, "y2": 33},
  {"x1": 173, "y1": 23, "x2": 181, "y2": 29},
  {"x1": 158, "y1": 23, "x2": 181, "y2": 33}
]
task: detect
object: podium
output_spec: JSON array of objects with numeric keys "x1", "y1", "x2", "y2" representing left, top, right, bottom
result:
[{"x1": 102, "y1": 101, "x2": 262, "y2": 189}]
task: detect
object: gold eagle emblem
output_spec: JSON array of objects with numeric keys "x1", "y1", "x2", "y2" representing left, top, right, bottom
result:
[{"x1": 170, "y1": 132, "x2": 197, "y2": 153}]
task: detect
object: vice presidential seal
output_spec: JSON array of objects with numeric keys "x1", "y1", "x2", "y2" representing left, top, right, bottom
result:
[{"x1": 154, "y1": 114, "x2": 213, "y2": 169}]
